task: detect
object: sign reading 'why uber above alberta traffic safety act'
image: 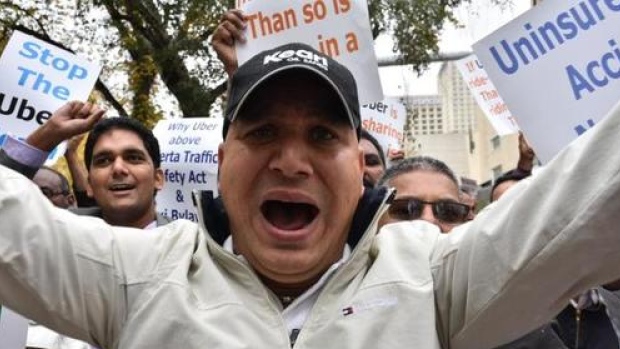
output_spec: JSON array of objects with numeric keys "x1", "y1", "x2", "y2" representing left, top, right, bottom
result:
[{"x1": 153, "y1": 118, "x2": 223, "y2": 223}]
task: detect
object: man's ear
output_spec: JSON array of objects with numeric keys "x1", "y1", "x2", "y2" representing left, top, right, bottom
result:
[
  {"x1": 217, "y1": 143, "x2": 225, "y2": 193},
  {"x1": 357, "y1": 143, "x2": 364, "y2": 171},
  {"x1": 358, "y1": 144, "x2": 365, "y2": 195},
  {"x1": 86, "y1": 175, "x2": 93, "y2": 197},
  {"x1": 154, "y1": 168, "x2": 164, "y2": 191},
  {"x1": 218, "y1": 143, "x2": 225, "y2": 172},
  {"x1": 67, "y1": 193, "x2": 76, "y2": 208}
]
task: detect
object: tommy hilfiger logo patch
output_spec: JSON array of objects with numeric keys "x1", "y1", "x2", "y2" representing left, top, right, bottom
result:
[
  {"x1": 342, "y1": 296, "x2": 398, "y2": 316},
  {"x1": 263, "y1": 49, "x2": 329, "y2": 71}
]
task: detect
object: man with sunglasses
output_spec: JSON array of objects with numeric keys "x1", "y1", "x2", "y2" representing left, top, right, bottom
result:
[{"x1": 377, "y1": 156, "x2": 470, "y2": 233}]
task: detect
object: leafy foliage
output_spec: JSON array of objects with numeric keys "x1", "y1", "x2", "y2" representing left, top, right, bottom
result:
[
  {"x1": 368, "y1": 0, "x2": 464, "y2": 72},
  {"x1": 0, "y1": 0, "x2": 488, "y2": 125}
]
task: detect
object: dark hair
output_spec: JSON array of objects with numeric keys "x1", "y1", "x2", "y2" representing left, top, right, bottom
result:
[
  {"x1": 84, "y1": 117, "x2": 161, "y2": 170},
  {"x1": 490, "y1": 168, "x2": 532, "y2": 201},
  {"x1": 360, "y1": 129, "x2": 386, "y2": 169},
  {"x1": 378, "y1": 156, "x2": 458, "y2": 188},
  {"x1": 38, "y1": 166, "x2": 71, "y2": 194}
]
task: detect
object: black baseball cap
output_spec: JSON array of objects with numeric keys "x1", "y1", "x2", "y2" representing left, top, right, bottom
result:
[{"x1": 223, "y1": 42, "x2": 361, "y2": 138}]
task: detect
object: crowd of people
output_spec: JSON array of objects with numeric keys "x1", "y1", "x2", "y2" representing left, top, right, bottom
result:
[{"x1": 1, "y1": 8, "x2": 620, "y2": 349}]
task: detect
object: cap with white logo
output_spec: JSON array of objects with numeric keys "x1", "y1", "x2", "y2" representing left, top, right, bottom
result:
[{"x1": 223, "y1": 42, "x2": 360, "y2": 138}]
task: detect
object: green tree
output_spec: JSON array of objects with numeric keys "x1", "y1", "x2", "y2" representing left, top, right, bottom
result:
[
  {"x1": 368, "y1": 0, "x2": 460, "y2": 72},
  {"x1": 0, "y1": 0, "x2": 503, "y2": 125}
]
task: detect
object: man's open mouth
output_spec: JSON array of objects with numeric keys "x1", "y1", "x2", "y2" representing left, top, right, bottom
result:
[
  {"x1": 109, "y1": 183, "x2": 135, "y2": 191},
  {"x1": 261, "y1": 200, "x2": 319, "y2": 231}
]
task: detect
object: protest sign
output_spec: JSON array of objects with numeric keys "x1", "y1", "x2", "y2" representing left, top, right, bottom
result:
[
  {"x1": 0, "y1": 307, "x2": 28, "y2": 349},
  {"x1": 235, "y1": 0, "x2": 383, "y2": 105},
  {"x1": 153, "y1": 118, "x2": 222, "y2": 222},
  {"x1": 0, "y1": 30, "x2": 101, "y2": 163},
  {"x1": 361, "y1": 98, "x2": 406, "y2": 155},
  {"x1": 455, "y1": 54, "x2": 520, "y2": 136},
  {"x1": 473, "y1": 0, "x2": 620, "y2": 162}
]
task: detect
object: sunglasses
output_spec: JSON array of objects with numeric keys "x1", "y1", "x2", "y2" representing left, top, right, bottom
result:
[{"x1": 388, "y1": 198, "x2": 470, "y2": 224}]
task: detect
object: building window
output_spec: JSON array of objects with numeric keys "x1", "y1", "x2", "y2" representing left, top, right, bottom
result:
[
  {"x1": 492, "y1": 165, "x2": 503, "y2": 178},
  {"x1": 491, "y1": 136, "x2": 501, "y2": 149}
]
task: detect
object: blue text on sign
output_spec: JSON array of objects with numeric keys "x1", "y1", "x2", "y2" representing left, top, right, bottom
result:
[
  {"x1": 19, "y1": 42, "x2": 88, "y2": 80},
  {"x1": 17, "y1": 41, "x2": 89, "y2": 101}
]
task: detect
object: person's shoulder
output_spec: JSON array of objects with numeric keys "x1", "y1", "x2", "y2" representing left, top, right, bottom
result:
[
  {"x1": 376, "y1": 221, "x2": 444, "y2": 255},
  {"x1": 380, "y1": 220, "x2": 467, "y2": 268},
  {"x1": 369, "y1": 222, "x2": 442, "y2": 284},
  {"x1": 146, "y1": 218, "x2": 200, "y2": 238},
  {"x1": 156, "y1": 212, "x2": 172, "y2": 226},
  {"x1": 113, "y1": 219, "x2": 203, "y2": 277}
]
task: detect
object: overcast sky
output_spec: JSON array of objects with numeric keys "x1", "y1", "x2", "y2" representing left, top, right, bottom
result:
[{"x1": 376, "y1": 0, "x2": 531, "y2": 97}]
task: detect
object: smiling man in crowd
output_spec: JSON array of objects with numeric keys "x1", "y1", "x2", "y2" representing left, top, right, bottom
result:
[
  {"x1": 79, "y1": 117, "x2": 167, "y2": 228},
  {"x1": 0, "y1": 112, "x2": 168, "y2": 229}
]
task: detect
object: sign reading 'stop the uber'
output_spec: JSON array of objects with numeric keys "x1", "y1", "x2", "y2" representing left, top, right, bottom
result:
[
  {"x1": 0, "y1": 30, "x2": 101, "y2": 164},
  {"x1": 16, "y1": 41, "x2": 90, "y2": 101}
]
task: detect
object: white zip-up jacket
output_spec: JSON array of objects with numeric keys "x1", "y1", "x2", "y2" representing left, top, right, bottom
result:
[{"x1": 3, "y1": 101, "x2": 620, "y2": 349}]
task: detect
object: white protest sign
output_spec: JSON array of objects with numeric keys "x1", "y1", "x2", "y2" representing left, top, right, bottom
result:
[
  {"x1": 235, "y1": 0, "x2": 383, "y2": 104},
  {"x1": 361, "y1": 98, "x2": 406, "y2": 155},
  {"x1": 473, "y1": 0, "x2": 620, "y2": 162},
  {"x1": 0, "y1": 30, "x2": 101, "y2": 163},
  {"x1": 455, "y1": 54, "x2": 520, "y2": 136},
  {"x1": 0, "y1": 307, "x2": 28, "y2": 349},
  {"x1": 153, "y1": 118, "x2": 222, "y2": 222}
]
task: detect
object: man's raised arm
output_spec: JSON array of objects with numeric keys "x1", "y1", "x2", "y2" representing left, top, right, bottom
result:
[
  {"x1": 433, "y1": 100, "x2": 620, "y2": 348},
  {"x1": 0, "y1": 101, "x2": 104, "y2": 179}
]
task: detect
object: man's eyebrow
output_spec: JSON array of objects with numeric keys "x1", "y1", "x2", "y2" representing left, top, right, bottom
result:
[
  {"x1": 92, "y1": 147, "x2": 149, "y2": 159},
  {"x1": 92, "y1": 150, "x2": 113, "y2": 158},
  {"x1": 123, "y1": 148, "x2": 148, "y2": 155}
]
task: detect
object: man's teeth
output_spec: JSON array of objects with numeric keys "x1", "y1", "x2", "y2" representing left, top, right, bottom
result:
[{"x1": 110, "y1": 184, "x2": 133, "y2": 190}]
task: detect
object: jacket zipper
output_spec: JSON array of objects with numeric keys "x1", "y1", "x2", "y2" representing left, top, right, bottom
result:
[{"x1": 575, "y1": 307, "x2": 582, "y2": 349}]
